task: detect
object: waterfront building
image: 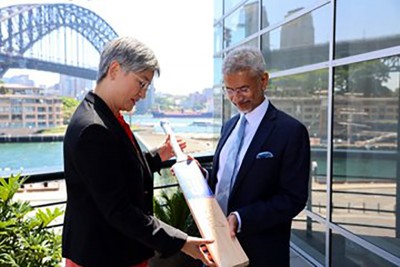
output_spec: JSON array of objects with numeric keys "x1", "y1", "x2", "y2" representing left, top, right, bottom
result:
[
  {"x1": 0, "y1": 83, "x2": 63, "y2": 135},
  {"x1": 135, "y1": 83, "x2": 156, "y2": 114},
  {"x1": 59, "y1": 75, "x2": 94, "y2": 99},
  {"x1": 214, "y1": 0, "x2": 400, "y2": 266}
]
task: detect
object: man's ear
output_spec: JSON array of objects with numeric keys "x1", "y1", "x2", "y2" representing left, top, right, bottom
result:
[
  {"x1": 108, "y1": 60, "x2": 120, "y2": 80},
  {"x1": 262, "y1": 71, "x2": 269, "y2": 90}
]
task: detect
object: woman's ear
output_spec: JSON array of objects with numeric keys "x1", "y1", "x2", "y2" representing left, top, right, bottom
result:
[{"x1": 108, "y1": 60, "x2": 120, "y2": 80}]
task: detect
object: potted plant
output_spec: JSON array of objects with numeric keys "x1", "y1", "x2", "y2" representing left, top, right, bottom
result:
[
  {"x1": 0, "y1": 173, "x2": 64, "y2": 267},
  {"x1": 150, "y1": 188, "x2": 202, "y2": 267}
]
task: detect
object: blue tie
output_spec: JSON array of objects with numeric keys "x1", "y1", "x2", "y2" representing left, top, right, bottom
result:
[{"x1": 216, "y1": 115, "x2": 247, "y2": 215}]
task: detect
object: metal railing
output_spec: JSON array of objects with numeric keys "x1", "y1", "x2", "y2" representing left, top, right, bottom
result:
[{"x1": 15, "y1": 155, "x2": 214, "y2": 229}]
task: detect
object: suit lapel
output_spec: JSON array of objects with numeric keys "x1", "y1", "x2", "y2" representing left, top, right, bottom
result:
[
  {"x1": 211, "y1": 115, "x2": 240, "y2": 191},
  {"x1": 113, "y1": 119, "x2": 150, "y2": 175},
  {"x1": 230, "y1": 105, "x2": 278, "y2": 197}
]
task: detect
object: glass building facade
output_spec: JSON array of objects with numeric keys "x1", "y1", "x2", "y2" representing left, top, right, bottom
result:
[{"x1": 213, "y1": 0, "x2": 400, "y2": 266}]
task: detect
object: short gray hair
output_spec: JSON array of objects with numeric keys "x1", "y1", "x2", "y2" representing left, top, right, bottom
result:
[
  {"x1": 222, "y1": 46, "x2": 266, "y2": 76},
  {"x1": 97, "y1": 36, "x2": 160, "y2": 83}
]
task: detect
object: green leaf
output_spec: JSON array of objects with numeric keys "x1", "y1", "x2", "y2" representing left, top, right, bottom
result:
[
  {"x1": 153, "y1": 189, "x2": 198, "y2": 235},
  {"x1": 0, "y1": 174, "x2": 29, "y2": 202},
  {"x1": 0, "y1": 173, "x2": 63, "y2": 266}
]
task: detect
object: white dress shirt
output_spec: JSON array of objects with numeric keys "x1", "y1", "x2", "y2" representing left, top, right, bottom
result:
[{"x1": 216, "y1": 97, "x2": 269, "y2": 232}]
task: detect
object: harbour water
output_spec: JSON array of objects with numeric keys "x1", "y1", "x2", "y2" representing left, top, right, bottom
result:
[
  {"x1": 0, "y1": 142, "x2": 63, "y2": 175},
  {"x1": 0, "y1": 115, "x2": 221, "y2": 176},
  {"x1": 1, "y1": 114, "x2": 397, "y2": 183}
]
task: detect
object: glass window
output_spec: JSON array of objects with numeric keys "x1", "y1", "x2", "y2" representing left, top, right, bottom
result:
[
  {"x1": 261, "y1": 0, "x2": 316, "y2": 29},
  {"x1": 214, "y1": 21, "x2": 223, "y2": 53},
  {"x1": 214, "y1": 0, "x2": 223, "y2": 20},
  {"x1": 0, "y1": 106, "x2": 10, "y2": 112},
  {"x1": 291, "y1": 212, "x2": 325, "y2": 265},
  {"x1": 224, "y1": 0, "x2": 247, "y2": 14},
  {"x1": 242, "y1": 38, "x2": 258, "y2": 48},
  {"x1": 25, "y1": 114, "x2": 35, "y2": 119},
  {"x1": 11, "y1": 106, "x2": 22, "y2": 114},
  {"x1": 335, "y1": 0, "x2": 400, "y2": 58},
  {"x1": 262, "y1": 4, "x2": 330, "y2": 71},
  {"x1": 25, "y1": 122, "x2": 36, "y2": 128},
  {"x1": 269, "y1": 69, "x2": 329, "y2": 217},
  {"x1": 213, "y1": 55, "x2": 223, "y2": 85},
  {"x1": 224, "y1": 0, "x2": 259, "y2": 48},
  {"x1": 23, "y1": 106, "x2": 35, "y2": 112},
  {"x1": 332, "y1": 55, "x2": 400, "y2": 257},
  {"x1": 331, "y1": 230, "x2": 398, "y2": 266}
]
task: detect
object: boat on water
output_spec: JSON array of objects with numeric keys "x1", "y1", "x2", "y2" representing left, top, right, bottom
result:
[{"x1": 151, "y1": 110, "x2": 213, "y2": 118}]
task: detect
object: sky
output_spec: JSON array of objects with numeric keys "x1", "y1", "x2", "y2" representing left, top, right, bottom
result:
[{"x1": 1, "y1": 0, "x2": 214, "y2": 95}]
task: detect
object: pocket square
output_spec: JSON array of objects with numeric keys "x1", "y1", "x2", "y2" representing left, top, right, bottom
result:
[{"x1": 256, "y1": 151, "x2": 274, "y2": 159}]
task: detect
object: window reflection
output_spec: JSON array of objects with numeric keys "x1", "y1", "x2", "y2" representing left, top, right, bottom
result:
[
  {"x1": 292, "y1": 211, "x2": 325, "y2": 265},
  {"x1": 214, "y1": 0, "x2": 223, "y2": 20},
  {"x1": 336, "y1": 0, "x2": 400, "y2": 58},
  {"x1": 261, "y1": 0, "x2": 315, "y2": 29},
  {"x1": 261, "y1": 5, "x2": 330, "y2": 71},
  {"x1": 332, "y1": 56, "x2": 400, "y2": 257},
  {"x1": 331, "y1": 230, "x2": 398, "y2": 266},
  {"x1": 213, "y1": 55, "x2": 223, "y2": 85},
  {"x1": 224, "y1": 0, "x2": 259, "y2": 48},
  {"x1": 269, "y1": 69, "x2": 328, "y2": 217},
  {"x1": 224, "y1": 0, "x2": 249, "y2": 14},
  {"x1": 214, "y1": 21, "x2": 223, "y2": 53}
]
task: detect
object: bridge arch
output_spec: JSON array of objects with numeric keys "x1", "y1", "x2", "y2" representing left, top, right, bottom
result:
[{"x1": 0, "y1": 3, "x2": 119, "y2": 77}]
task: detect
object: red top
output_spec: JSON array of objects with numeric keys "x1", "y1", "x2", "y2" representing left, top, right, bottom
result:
[
  {"x1": 117, "y1": 113, "x2": 135, "y2": 144},
  {"x1": 116, "y1": 113, "x2": 143, "y2": 159}
]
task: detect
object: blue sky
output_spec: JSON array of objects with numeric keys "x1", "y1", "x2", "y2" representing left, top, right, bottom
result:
[{"x1": 1, "y1": 0, "x2": 214, "y2": 95}]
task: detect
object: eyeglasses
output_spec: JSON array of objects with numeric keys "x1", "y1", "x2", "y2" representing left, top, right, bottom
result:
[
  {"x1": 131, "y1": 72, "x2": 150, "y2": 91},
  {"x1": 223, "y1": 86, "x2": 251, "y2": 95}
]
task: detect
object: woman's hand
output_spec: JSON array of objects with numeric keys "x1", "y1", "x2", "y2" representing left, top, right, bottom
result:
[
  {"x1": 181, "y1": 236, "x2": 216, "y2": 266},
  {"x1": 158, "y1": 134, "x2": 187, "y2": 161}
]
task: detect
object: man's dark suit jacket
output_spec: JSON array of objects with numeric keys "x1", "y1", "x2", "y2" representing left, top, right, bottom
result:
[
  {"x1": 62, "y1": 92, "x2": 187, "y2": 267},
  {"x1": 209, "y1": 103, "x2": 310, "y2": 267}
]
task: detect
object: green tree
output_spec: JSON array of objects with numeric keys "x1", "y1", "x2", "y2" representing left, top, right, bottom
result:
[
  {"x1": 61, "y1": 96, "x2": 79, "y2": 124},
  {"x1": 334, "y1": 59, "x2": 392, "y2": 97},
  {"x1": 0, "y1": 80, "x2": 11, "y2": 95}
]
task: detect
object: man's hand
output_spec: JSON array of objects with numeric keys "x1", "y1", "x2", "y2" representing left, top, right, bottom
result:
[
  {"x1": 227, "y1": 213, "x2": 239, "y2": 238},
  {"x1": 158, "y1": 134, "x2": 186, "y2": 161},
  {"x1": 181, "y1": 236, "x2": 216, "y2": 266},
  {"x1": 187, "y1": 155, "x2": 208, "y2": 178}
]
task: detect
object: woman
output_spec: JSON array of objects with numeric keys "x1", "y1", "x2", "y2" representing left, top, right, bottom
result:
[{"x1": 62, "y1": 36, "x2": 214, "y2": 267}]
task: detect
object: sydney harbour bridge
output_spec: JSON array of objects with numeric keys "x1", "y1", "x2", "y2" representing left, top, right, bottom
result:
[{"x1": 0, "y1": 3, "x2": 118, "y2": 80}]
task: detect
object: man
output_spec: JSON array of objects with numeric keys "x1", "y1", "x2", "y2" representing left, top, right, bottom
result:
[
  {"x1": 62, "y1": 36, "x2": 215, "y2": 267},
  {"x1": 209, "y1": 46, "x2": 310, "y2": 266}
]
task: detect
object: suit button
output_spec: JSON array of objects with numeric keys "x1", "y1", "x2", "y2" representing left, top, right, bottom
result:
[{"x1": 144, "y1": 190, "x2": 149, "y2": 194}]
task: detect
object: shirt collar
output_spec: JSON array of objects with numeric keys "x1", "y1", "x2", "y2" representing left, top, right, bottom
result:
[{"x1": 242, "y1": 97, "x2": 269, "y2": 128}]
